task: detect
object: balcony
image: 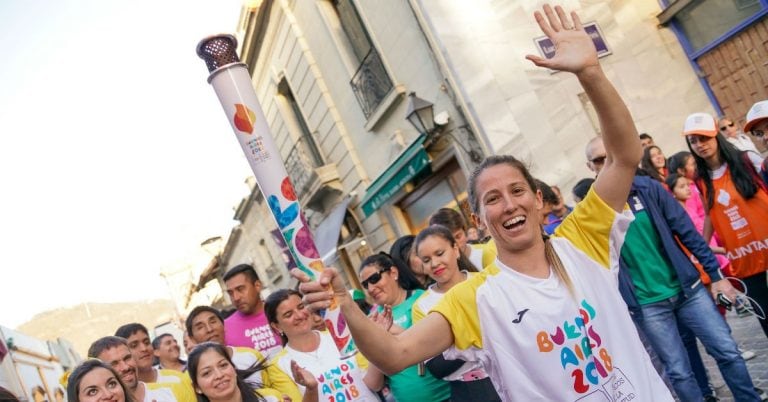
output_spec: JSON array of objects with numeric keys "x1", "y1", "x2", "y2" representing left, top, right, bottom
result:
[
  {"x1": 285, "y1": 136, "x2": 342, "y2": 212},
  {"x1": 350, "y1": 49, "x2": 393, "y2": 119}
]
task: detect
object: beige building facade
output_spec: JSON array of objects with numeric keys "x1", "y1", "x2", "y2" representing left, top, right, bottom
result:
[
  {"x1": 410, "y1": 0, "x2": 720, "y2": 191},
  {"x1": 211, "y1": 0, "x2": 766, "y2": 288}
]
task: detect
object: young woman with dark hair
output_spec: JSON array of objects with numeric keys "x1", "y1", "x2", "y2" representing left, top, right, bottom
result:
[
  {"x1": 429, "y1": 208, "x2": 497, "y2": 269},
  {"x1": 684, "y1": 112, "x2": 768, "y2": 338},
  {"x1": 187, "y1": 342, "x2": 275, "y2": 402},
  {"x1": 67, "y1": 360, "x2": 137, "y2": 402},
  {"x1": 411, "y1": 225, "x2": 498, "y2": 401},
  {"x1": 264, "y1": 289, "x2": 379, "y2": 401},
  {"x1": 640, "y1": 145, "x2": 669, "y2": 185},
  {"x1": 390, "y1": 235, "x2": 430, "y2": 287}
]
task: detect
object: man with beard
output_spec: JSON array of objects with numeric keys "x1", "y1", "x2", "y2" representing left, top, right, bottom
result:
[{"x1": 115, "y1": 323, "x2": 190, "y2": 385}]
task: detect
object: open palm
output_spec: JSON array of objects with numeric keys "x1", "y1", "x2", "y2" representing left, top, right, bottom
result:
[{"x1": 526, "y1": 5, "x2": 598, "y2": 74}]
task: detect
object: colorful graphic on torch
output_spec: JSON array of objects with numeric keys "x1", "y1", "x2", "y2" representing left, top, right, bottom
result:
[
  {"x1": 266, "y1": 178, "x2": 323, "y2": 280},
  {"x1": 234, "y1": 104, "x2": 256, "y2": 134},
  {"x1": 265, "y1": 177, "x2": 352, "y2": 352}
]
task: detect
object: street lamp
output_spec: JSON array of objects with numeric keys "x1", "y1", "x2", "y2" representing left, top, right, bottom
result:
[
  {"x1": 405, "y1": 92, "x2": 435, "y2": 135},
  {"x1": 404, "y1": 92, "x2": 483, "y2": 163}
]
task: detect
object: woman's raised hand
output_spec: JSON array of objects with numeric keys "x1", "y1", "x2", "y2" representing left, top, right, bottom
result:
[
  {"x1": 369, "y1": 305, "x2": 393, "y2": 332},
  {"x1": 525, "y1": 4, "x2": 598, "y2": 74},
  {"x1": 291, "y1": 267, "x2": 350, "y2": 312},
  {"x1": 290, "y1": 360, "x2": 318, "y2": 390}
]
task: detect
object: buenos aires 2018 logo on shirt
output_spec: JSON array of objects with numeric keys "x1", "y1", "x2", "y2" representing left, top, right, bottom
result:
[{"x1": 535, "y1": 299, "x2": 614, "y2": 394}]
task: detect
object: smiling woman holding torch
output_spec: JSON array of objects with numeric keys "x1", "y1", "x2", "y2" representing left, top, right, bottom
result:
[{"x1": 294, "y1": 4, "x2": 674, "y2": 401}]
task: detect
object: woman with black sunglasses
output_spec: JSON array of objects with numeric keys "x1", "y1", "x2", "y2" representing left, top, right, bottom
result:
[{"x1": 358, "y1": 253, "x2": 450, "y2": 402}]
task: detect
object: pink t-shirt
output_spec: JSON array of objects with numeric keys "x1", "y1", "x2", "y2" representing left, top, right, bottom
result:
[
  {"x1": 224, "y1": 310, "x2": 283, "y2": 358},
  {"x1": 684, "y1": 182, "x2": 707, "y2": 233},
  {"x1": 682, "y1": 182, "x2": 730, "y2": 271}
]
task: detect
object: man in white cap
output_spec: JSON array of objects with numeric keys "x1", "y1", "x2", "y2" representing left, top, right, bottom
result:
[
  {"x1": 718, "y1": 115, "x2": 760, "y2": 154},
  {"x1": 744, "y1": 100, "x2": 768, "y2": 182}
]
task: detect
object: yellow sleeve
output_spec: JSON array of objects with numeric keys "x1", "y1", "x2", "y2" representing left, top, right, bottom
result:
[
  {"x1": 411, "y1": 292, "x2": 429, "y2": 324},
  {"x1": 255, "y1": 387, "x2": 285, "y2": 399},
  {"x1": 146, "y1": 382, "x2": 196, "y2": 402},
  {"x1": 431, "y1": 268, "x2": 491, "y2": 350},
  {"x1": 554, "y1": 186, "x2": 629, "y2": 269},
  {"x1": 354, "y1": 351, "x2": 370, "y2": 371},
  {"x1": 171, "y1": 382, "x2": 196, "y2": 401},
  {"x1": 263, "y1": 360, "x2": 302, "y2": 401},
  {"x1": 159, "y1": 369, "x2": 193, "y2": 389},
  {"x1": 481, "y1": 240, "x2": 497, "y2": 268}
]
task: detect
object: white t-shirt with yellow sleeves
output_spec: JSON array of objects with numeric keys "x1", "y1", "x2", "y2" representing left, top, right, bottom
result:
[
  {"x1": 432, "y1": 189, "x2": 672, "y2": 401},
  {"x1": 143, "y1": 381, "x2": 195, "y2": 402},
  {"x1": 468, "y1": 240, "x2": 496, "y2": 269},
  {"x1": 413, "y1": 272, "x2": 490, "y2": 383},
  {"x1": 229, "y1": 346, "x2": 302, "y2": 401},
  {"x1": 273, "y1": 331, "x2": 379, "y2": 402},
  {"x1": 154, "y1": 368, "x2": 192, "y2": 387}
]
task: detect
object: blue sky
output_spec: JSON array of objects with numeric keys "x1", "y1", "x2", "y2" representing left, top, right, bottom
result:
[{"x1": 0, "y1": 0, "x2": 253, "y2": 328}]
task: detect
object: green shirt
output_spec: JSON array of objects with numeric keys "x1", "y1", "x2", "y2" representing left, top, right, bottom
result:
[
  {"x1": 621, "y1": 208, "x2": 681, "y2": 304},
  {"x1": 378, "y1": 289, "x2": 450, "y2": 402}
]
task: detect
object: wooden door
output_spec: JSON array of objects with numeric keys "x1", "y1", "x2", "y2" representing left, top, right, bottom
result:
[{"x1": 696, "y1": 17, "x2": 768, "y2": 151}]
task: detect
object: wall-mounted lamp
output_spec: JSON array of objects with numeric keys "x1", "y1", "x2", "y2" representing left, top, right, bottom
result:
[
  {"x1": 404, "y1": 92, "x2": 483, "y2": 163},
  {"x1": 405, "y1": 92, "x2": 436, "y2": 136}
]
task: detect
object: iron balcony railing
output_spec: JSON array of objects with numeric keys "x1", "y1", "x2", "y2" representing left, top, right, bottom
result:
[
  {"x1": 350, "y1": 49, "x2": 393, "y2": 119},
  {"x1": 285, "y1": 136, "x2": 321, "y2": 198}
]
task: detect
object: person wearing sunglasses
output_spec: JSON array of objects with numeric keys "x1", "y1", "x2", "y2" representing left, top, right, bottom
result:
[
  {"x1": 357, "y1": 253, "x2": 450, "y2": 402},
  {"x1": 585, "y1": 139, "x2": 608, "y2": 174},
  {"x1": 718, "y1": 116, "x2": 760, "y2": 154},
  {"x1": 744, "y1": 100, "x2": 768, "y2": 185}
]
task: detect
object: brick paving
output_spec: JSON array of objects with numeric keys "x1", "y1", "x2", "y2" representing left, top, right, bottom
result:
[{"x1": 697, "y1": 309, "x2": 767, "y2": 401}]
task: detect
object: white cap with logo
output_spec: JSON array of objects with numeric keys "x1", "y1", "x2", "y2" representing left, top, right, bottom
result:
[
  {"x1": 682, "y1": 112, "x2": 717, "y2": 137},
  {"x1": 744, "y1": 100, "x2": 768, "y2": 133}
]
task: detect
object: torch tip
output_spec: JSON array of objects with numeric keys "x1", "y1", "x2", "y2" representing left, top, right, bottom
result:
[{"x1": 196, "y1": 34, "x2": 241, "y2": 74}]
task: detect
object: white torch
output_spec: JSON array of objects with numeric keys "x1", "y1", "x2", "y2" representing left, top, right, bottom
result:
[{"x1": 197, "y1": 34, "x2": 355, "y2": 356}]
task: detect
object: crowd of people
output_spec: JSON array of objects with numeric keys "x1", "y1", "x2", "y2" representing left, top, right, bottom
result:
[{"x1": 16, "y1": 4, "x2": 766, "y2": 402}]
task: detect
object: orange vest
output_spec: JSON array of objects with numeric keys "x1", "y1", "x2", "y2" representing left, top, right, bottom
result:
[{"x1": 702, "y1": 169, "x2": 768, "y2": 278}]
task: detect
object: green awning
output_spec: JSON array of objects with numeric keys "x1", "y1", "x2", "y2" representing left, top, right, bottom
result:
[{"x1": 361, "y1": 134, "x2": 430, "y2": 217}]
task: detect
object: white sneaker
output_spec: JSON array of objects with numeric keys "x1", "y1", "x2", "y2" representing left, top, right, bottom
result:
[
  {"x1": 741, "y1": 349, "x2": 756, "y2": 361},
  {"x1": 756, "y1": 387, "x2": 767, "y2": 401}
]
